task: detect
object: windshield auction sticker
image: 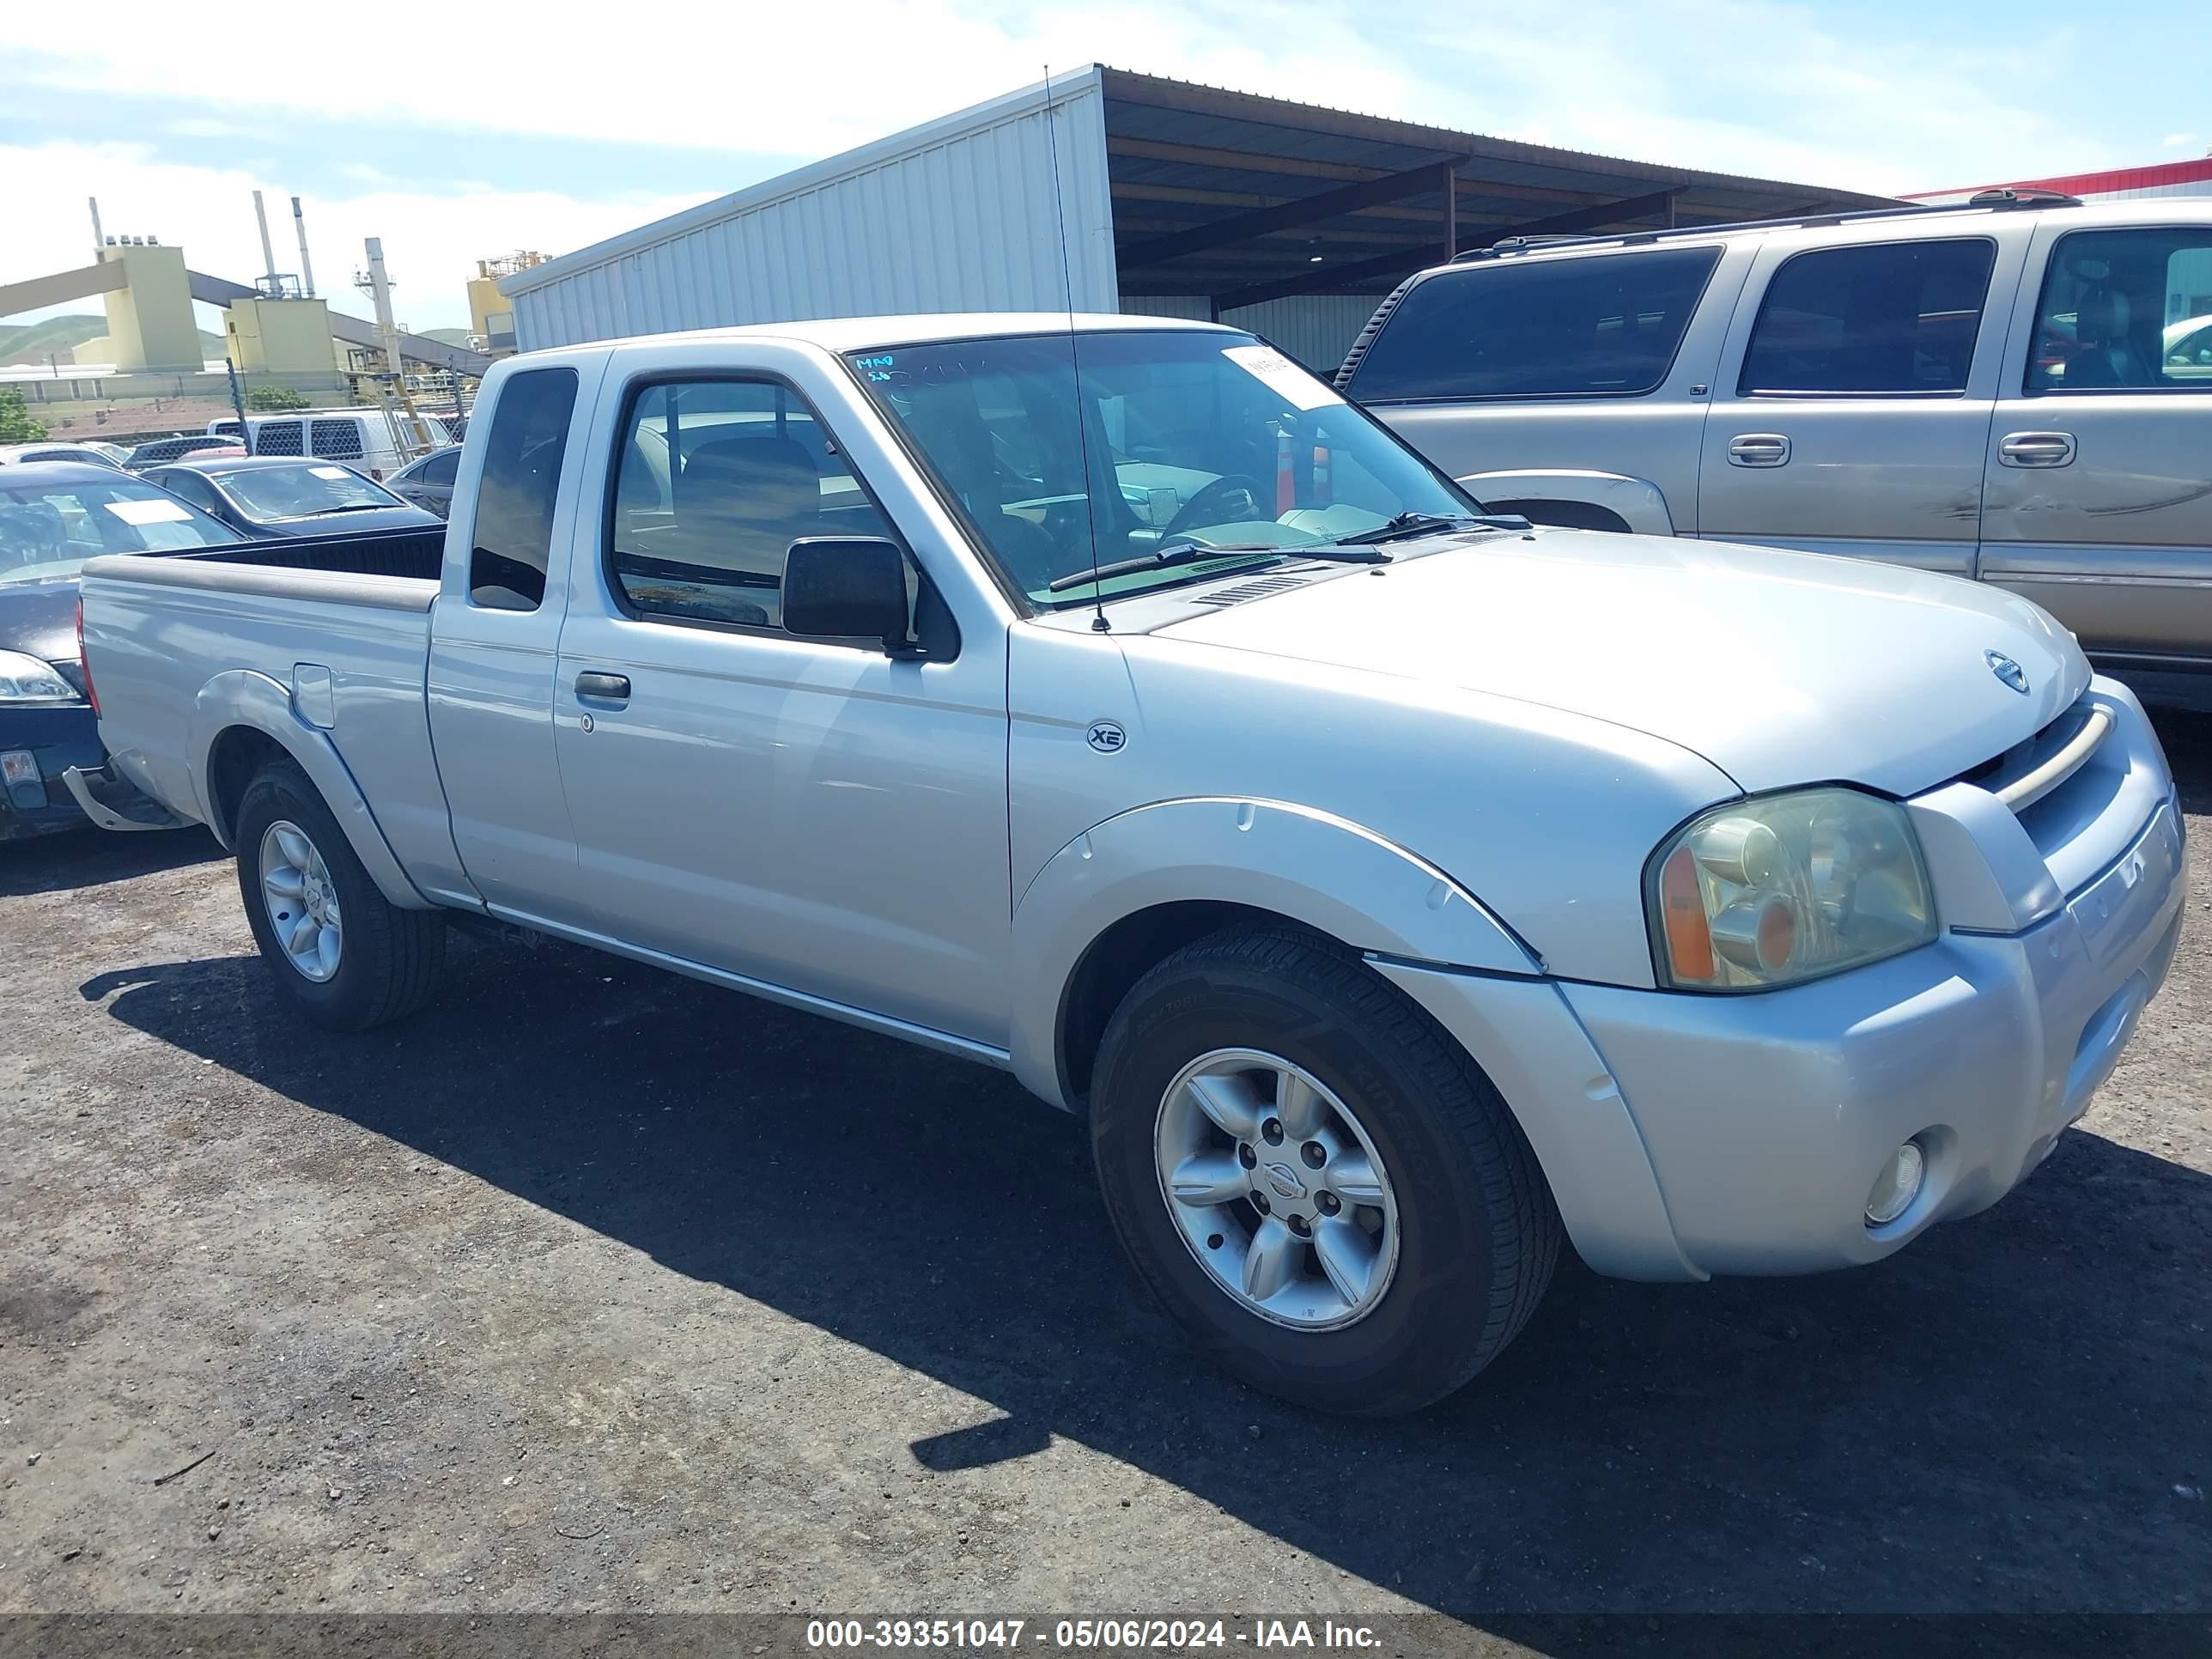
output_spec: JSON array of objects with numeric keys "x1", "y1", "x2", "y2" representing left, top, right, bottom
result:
[{"x1": 1221, "y1": 344, "x2": 1343, "y2": 411}]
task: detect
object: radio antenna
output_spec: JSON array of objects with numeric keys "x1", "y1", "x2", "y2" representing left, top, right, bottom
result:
[{"x1": 1042, "y1": 64, "x2": 1109, "y2": 634}]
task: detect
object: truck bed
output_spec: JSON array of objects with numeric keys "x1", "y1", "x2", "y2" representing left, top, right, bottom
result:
[
  {"x1": 79, "y1": 524, "x2": 455, "y2": 884},
  {"x1": 173, "y1": 524, "x2": 447, "y2": 581}
]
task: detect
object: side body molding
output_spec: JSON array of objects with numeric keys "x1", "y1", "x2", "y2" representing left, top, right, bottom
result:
[
  {"x1": 1007, "y1": 795, "x2": 1539, "y2": 1108},
  {"x1": 190, "y1": 670, "x2": 434, "y2": 909}
]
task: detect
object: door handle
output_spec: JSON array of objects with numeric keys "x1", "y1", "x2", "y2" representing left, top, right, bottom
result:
[
  {"x1": 1726, "y1": 433, "x2": 1791, "y2": 467},
  {"x1": 574, "y1": 671, "x2": 630, "y2": 702},
  {"x1": 1998, "y1": 431, "x2": 2076, "y2": 468}
]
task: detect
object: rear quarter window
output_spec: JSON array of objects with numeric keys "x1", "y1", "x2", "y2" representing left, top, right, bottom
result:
[
  {"x1": 466, "y1": 368, "x2": 580, "y2": 612},
  {"x1": 1345, "y1": 246, "x2": 1723, "y2": 402}
]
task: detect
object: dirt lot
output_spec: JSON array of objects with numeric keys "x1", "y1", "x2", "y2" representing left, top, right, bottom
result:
[{"x1": 2, "y1": 709, "x2": 2208, "y2": 1638}]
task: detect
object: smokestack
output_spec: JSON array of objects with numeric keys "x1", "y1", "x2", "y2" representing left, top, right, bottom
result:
[
  {"x1": 291, "y1": 196, "x2": 316, "y2": 297},
  {"x1": 252, "y1": 190, "x2": 280, "y2": 290},
  {"x1": 88, "y1": 197, "x2": 105, "y2": 257}
]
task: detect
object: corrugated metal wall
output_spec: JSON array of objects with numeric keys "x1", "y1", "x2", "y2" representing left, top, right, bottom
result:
[
  {"x1": 507, "y1": 73, "x2": 1117, "y2": 350},
  {"x1": 1118, "y1": 294, "x2": 1378, "y2": 373}
]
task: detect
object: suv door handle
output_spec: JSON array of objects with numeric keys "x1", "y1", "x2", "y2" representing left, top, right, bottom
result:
[
  {"x1": 574, "y1": 672, "x2": 631, "y2": 702},
  {"x1": 1998, "y1": 431, "x2": 2076, "y2": 468},
  {"x1": 1727, "y1": 433, "x2": 1791, "y2": 467}
]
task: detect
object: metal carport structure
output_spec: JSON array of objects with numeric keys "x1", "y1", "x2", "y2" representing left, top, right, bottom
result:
[{"x1": 503, "y1": 65, "x2": 1899, "y2": 370}]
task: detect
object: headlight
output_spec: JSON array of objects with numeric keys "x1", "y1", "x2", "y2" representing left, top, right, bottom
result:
[
  {"x1": 1647, "y1": 787, "x2": 1936, "y2": 992},
  {"x1": 0, "y1": 649, "x2": 81, "y2": 704}
]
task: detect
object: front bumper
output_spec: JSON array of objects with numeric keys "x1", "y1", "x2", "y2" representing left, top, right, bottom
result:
[
  {"x1": 1565, "y1": 799, "x2": 2182, "y2": 1275},
  {"x1": 0, "y1": 704, "x2": 101, "y2": 842},
  {"x1": 1382, "y1": 678, "x2": 2185, "y2": 1282}
]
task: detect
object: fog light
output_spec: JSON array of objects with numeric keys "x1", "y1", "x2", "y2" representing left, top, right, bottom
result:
[{"x1": 1864, "y1": 1140, "x2": 1925, "y2": 1226}]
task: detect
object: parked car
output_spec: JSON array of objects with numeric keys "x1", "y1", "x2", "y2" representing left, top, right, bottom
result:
[
  {"x1": 2165, "y1": 313, "x2": 2212, "y2": 380},
  {"x1": 0, "y1": 441, "x2": 128, "y2": 469},
  {"x1": 74, "y1": 317, "x2": 2183, "y2": 1413},
  {"x1": 1340, "y1": 192, "x2": 2212, "y2": 682},
  {"x1": 124, "y1": 434, "x2": 246, "y2": 470},
  {"x1": 0, "y1": 461, "x2": 238, "y2": 839},
  {"x1": 208, "y1": 409, "x2": 448, "y2": 481},
  {"x1": 385, "y1": 445, "x2": 462, "y2": 518},
  {"x1": 144, "y1": 456, "x2": 441, "y2": 540}
]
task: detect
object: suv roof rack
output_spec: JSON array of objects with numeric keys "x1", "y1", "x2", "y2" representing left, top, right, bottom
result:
[{"x1": 1448, "y1": 187, "x2": 2083, "y2": 264}]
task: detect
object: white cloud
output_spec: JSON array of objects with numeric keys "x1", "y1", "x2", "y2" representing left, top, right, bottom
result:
[
  {"x1": 5, "y1": 0, "x2": 2079, "y2": 193},
  {"x1": 0, "y1": 142, "x2": 703, "y2": 331},
  {"x1": 3, "y1": 0, "x2": 2136, "y2": 342},
  {"x1": 2161, "y1": 131, "x2": 2201, "y2": 150}
]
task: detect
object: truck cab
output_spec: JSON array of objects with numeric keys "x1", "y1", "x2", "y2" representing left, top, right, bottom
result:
[{"x1": 75, "y1": 315, "x2": 2186, "y2": 1416}]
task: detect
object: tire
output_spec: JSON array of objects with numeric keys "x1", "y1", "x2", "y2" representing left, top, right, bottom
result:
[
  {"x1": 233, "y1": 757, "x2": 445, "y2": 1030},
  {"x1": 1090, "y1": 927, "x2": 1560, "y2": 1415}
]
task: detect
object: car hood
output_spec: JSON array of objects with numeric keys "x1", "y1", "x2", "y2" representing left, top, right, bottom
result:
[
  {"x1": 0, "y1": 577, "x2": 83, "y2": 667},
  {"x1": 1152, "y1": 528, "x2": 2090, "y2": 796}
]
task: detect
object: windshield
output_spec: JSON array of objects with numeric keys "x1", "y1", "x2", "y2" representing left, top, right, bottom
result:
[
  {"x1": 848, "y1": 330, "x2": 1480, "y2": 607},
  {"x1": 216, "y1": 463, "x2": 398, "y2": 520},
  {"x1": 0, "y1": 477, "x2": 234, "y2": 583}
]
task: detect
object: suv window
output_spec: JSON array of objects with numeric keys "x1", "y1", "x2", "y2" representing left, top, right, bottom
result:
[
  {"x1": 1739, "y1": 238, "x2": 1995, "y2": 396},
  {"x1": 2028, "y1": 227, "x2": 2212, "y2": 393},
  {"x1": 1345, "y1": 246, "x2": 1722, "y2": 401},
  {"x1": 608, "y1": 378, "x2": 899, "y2": 633},
  {"x1": 467, "y1": 368, "x2": 578, "y2": 611},
  {"x1": 309, "y1": 418, "x2": 365, "y2": 460}
]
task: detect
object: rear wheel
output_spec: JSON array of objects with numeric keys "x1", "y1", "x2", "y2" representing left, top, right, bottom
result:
[
  {"x1": 234, "y1": 758, "x2": 444, "y2": 1030},
  {"x1": 1090, "y1": 928, "x2": 1560, "y2": 1415}
]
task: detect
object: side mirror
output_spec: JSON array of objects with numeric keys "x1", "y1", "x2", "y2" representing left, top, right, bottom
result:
[{"x1": 781, "y1": 537, "x2": 914, "y2": 654}]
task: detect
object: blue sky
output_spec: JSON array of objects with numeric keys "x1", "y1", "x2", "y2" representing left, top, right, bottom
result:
[{"x1": 4, "y1": 0, "x2": 2203, "y2": 334}]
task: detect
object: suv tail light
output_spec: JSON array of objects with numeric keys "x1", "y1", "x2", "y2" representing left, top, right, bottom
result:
[{"x1": 76, "y1": 596, "x2": 99, "y2": 716}]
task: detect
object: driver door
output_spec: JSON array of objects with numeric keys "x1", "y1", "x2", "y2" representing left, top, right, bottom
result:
[{"x1": 550, "y1": 363, "x2": 1015, "y2": 1048}]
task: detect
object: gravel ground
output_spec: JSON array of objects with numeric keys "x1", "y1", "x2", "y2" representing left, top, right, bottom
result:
[{"x1": 1, "y1": 708, "x2": 2207, "y2": 1636}]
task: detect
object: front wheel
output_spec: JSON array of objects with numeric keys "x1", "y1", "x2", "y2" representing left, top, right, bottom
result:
[
  {"x1": 234, "y1": 757, "x2": 444, "y2": 1030},
  {"x1": 1090, "y1": 928, "x2": 1560, "y2": 1415}
]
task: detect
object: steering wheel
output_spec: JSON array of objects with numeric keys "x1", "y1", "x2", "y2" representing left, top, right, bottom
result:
[{"x1": 1160, "y1": 474, "x2": 1271, "y2": 544}]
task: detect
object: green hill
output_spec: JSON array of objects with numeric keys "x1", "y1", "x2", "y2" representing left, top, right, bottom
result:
[
  {"x1": 0, "y1": 313, "x2": 227, "y2": 367},
  {"x1": 421, "y1": 327, "x2": 475, "y2": 349}
]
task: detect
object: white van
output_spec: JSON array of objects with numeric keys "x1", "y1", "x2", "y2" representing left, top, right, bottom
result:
[{"x1": 207, "y1": 410, "x2": 449, "y2": 481}]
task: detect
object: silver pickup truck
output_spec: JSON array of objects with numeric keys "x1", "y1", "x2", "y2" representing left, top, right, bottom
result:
[{"x1": 73, "y1": 314, "x2": 2186, "y2": 1414}]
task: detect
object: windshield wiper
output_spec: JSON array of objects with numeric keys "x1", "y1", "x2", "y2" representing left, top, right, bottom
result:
[
  {"x1": 1046, "y1": 539, "x2": 1387, "y2": 594},
  {"x1": 305, "y1": 503, "x2": 390, "y2": 515},
  {"x1": 1334, "y1": 511, "x2": 1529, "y2": 547}
]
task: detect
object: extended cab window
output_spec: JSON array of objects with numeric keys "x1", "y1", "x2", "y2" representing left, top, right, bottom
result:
[
  {"x1": 468, "y1": 367, "x2": 579, "y2": 611},
  {"x1": 1344, "y1": 246, "x2": 1722, "y2": 401},
  {"x1": 608, "y1": 379, "x2": 898, "y2": 632},
  {"x1": 2027, "y1": 227, "x2": 2212, "y2": 393},
  {"x1": 1739, "y1": 238, "x2": 1995, "y2": 396}
]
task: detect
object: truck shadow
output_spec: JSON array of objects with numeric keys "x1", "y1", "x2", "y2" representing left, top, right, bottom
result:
[
  {"x1": 87, "y1": 927, "x2": 2212, "y2": 1619},
  {"x1": 1, "y1": 824, "x2": 222, "y2": 898}
]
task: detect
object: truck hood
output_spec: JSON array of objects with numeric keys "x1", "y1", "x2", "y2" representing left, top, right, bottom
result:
[{"x1": 1153, "y1": 529, "x2": 2089, "y2": 796}]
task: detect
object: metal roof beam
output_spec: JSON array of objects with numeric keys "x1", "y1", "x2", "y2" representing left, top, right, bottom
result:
[
  {"x1": 1474, "y1": 187, "x2": 1682, "y2": 246},
  {"x1": 1207, "y1": 187, "x2": 1682, "y2": 311},
  {"x1": 1118, "y1": 160, "x2": 1463, "y2": 270},
  {"x1": 1211, "y1": 249, "x2": 1436, "y2": 311}
]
